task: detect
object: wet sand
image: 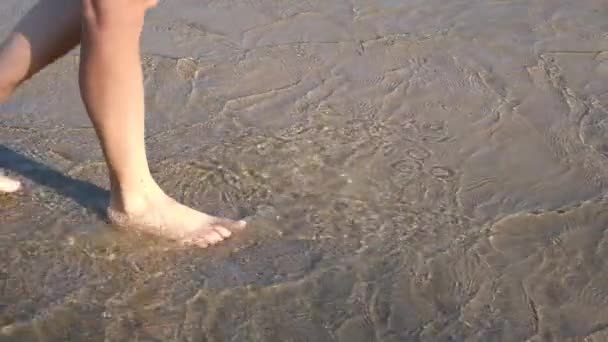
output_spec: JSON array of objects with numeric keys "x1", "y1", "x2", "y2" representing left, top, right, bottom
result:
[{"x1": 1, "y1": 0, "x2": 608, "y2": 340}]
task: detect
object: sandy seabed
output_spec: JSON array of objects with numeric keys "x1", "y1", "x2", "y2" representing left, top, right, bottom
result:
[{"x1": 1, "y1": 0, "x2": 608, "y2": 340}]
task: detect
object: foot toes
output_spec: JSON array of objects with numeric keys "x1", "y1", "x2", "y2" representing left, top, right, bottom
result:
[
  {"x1": 213, "y1": 226, "x2": 232, "y2": 238},
  {"x1": 193, "y1": 239, "x2": 210, "y2": 248},
  {"x1": 213, "y1": 218, "x2": 247, "y2": 232},
  {"x1": 203, "y1": 230, "x2": 224, "y2": 244}
]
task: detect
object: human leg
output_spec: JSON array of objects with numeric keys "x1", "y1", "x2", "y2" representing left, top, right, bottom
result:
[
  {"x1": 0, "y1": 0, "x2": 82, "y2": 192},
  {"x1": 79, "y1": 0, "x2": 246, "y2": 247},
  {"x1": 0, "y1": 0, "x2": 81, "y2": 102}
]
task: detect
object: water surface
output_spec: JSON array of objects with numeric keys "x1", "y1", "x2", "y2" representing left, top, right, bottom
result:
[{"x1": 1, "y1": 0, "x2": 608, "y2": 340}]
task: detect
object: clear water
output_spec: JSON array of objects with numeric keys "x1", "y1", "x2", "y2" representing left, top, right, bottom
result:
[{"x1": 1, "y1": 0, "x2": 608, "y2": 340}]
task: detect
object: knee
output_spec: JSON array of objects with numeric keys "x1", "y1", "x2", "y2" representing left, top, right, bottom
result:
[
  {"x1": 82, "y1": 0, "x2": 153, "y2": 32},
  {"x1": 0, "y1": 84, "x2": 14, "y2": 103},
  {"x1": 0, "y1": 39, "x2": 23, "y2": 103},
  {"x1": 0, "y1": 69, "x2": 16, "y2": 103},
  {"x1": 145, "y1": 0, "x2": 159, "y2": 8},
  {"x1": 0, "y1": 67, "x2": 20, "y2": 102}
]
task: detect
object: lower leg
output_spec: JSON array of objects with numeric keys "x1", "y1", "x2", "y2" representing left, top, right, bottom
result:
[
  {"x1": 79, "y1": 0, "x2": 245, "y2": 247},
  {"x1": 0, "y1": 0, "x2": 82, "y2": 191}
]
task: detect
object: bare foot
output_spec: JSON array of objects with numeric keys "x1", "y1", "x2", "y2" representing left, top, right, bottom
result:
[
  {"x1": 107, "y1": 186, "x2": 247, "y2": 248},
  {"x1": 0, "y1": 174, "x2": 21, "y2": 193}
]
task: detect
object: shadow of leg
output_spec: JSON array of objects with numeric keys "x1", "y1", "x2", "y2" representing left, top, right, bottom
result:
[{"x1": 0, "y1": 145, "x2": 109, "y2": 217}]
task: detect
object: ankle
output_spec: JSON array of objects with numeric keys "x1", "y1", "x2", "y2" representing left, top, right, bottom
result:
[{"x1": 109, "y1": 178, "x2": 165, "y2": 214}]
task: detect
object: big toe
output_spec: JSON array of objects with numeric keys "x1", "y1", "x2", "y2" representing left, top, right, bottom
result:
[{"x1": 213, "y1": 226, "x2": 232, "y2": 238}]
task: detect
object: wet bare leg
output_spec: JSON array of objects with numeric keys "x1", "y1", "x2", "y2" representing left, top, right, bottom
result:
[
  {"x1": 79, "y1": 0, "x2": 245, "y2": 247},
  {"x1": 0, "y1": 0, "x2": 82, "y2": 192},
  {"x1": 0, "y1": 0, "x2": 245, "y2": 246},
  {"x1": 0, "y1": 0, "x2": 81, "y2": 100}
]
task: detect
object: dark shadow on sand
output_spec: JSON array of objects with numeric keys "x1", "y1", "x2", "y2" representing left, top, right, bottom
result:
[{"x1": 0, "y1": 145, "x2": 109, "y2": 217}]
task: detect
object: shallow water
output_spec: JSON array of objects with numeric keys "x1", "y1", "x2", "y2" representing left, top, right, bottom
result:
[{"x1": 1, "y1": 0, "x2": 608, "y2": 340}]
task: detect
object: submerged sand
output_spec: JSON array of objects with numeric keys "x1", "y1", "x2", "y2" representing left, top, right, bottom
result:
[{"x1": 1, "y1": 0, "x2": 608, "y2": 340}]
